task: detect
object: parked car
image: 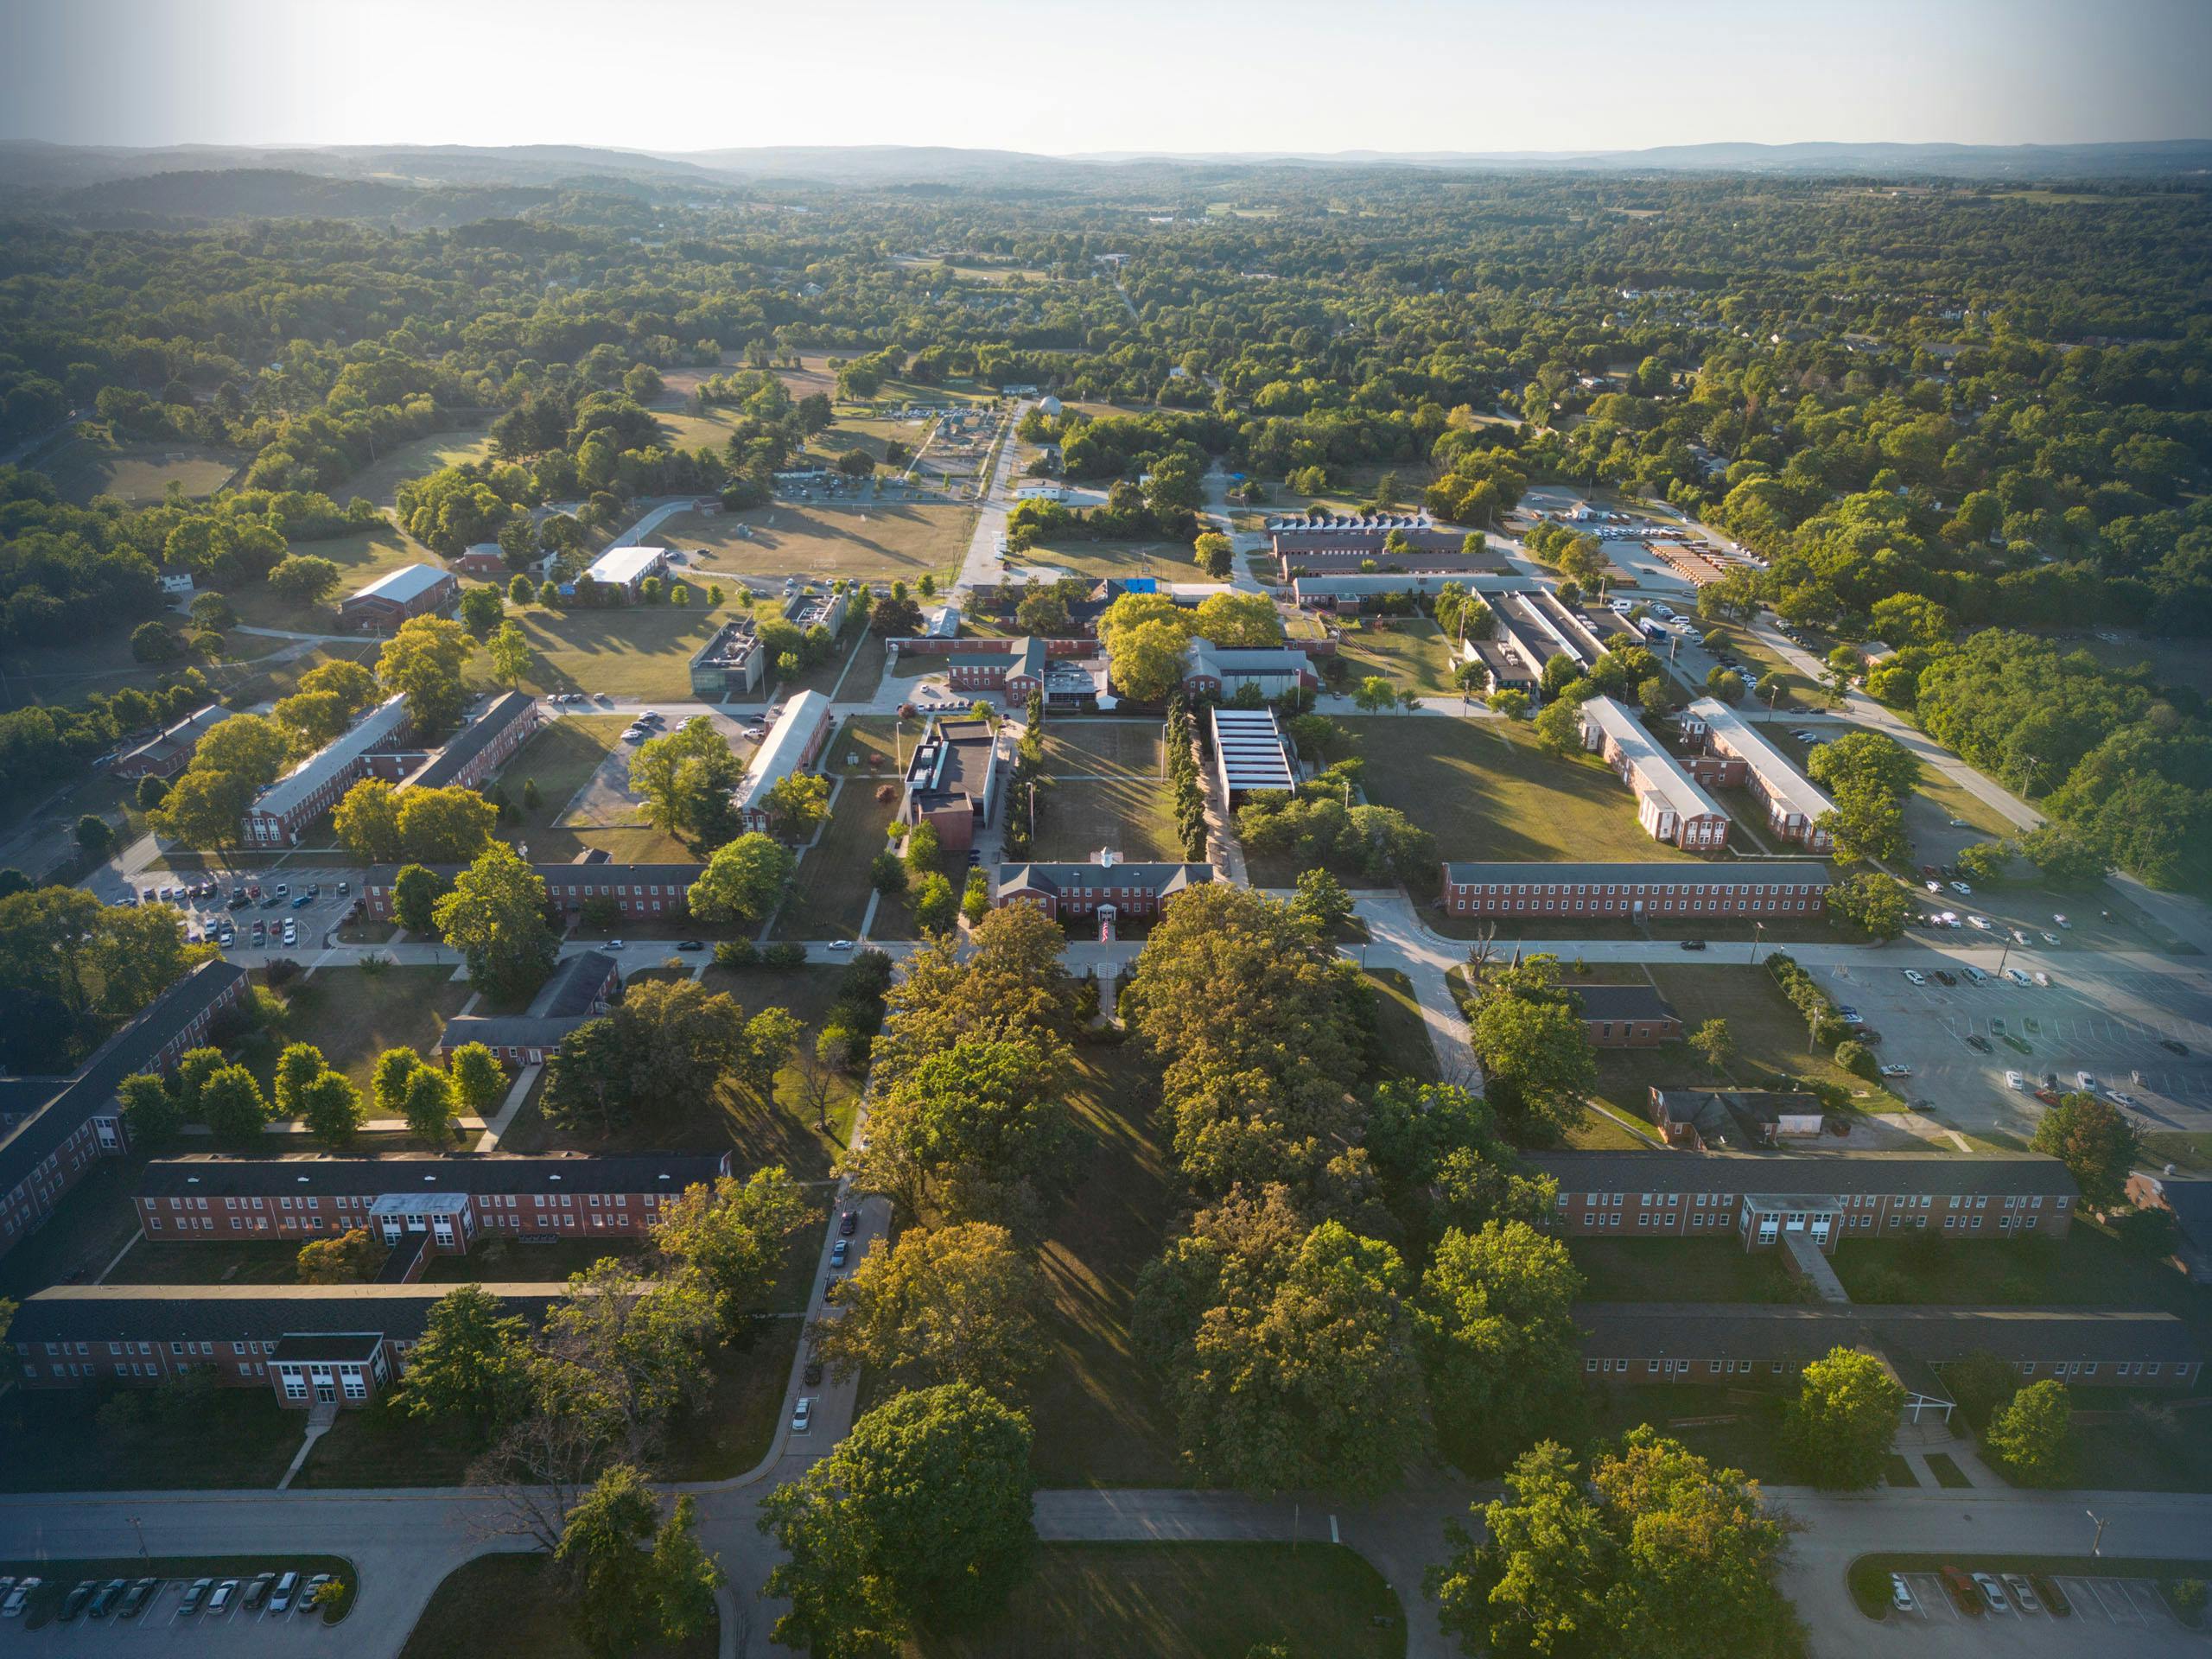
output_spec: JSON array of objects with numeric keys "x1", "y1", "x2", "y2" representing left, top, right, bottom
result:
[
  {"x1": 1890, "y1": 1574, "x2": 1916, "y2": 1614},
  {"x1": 275, "y1": 882, "x2": 288, "y2": 897},
  {"x1": 118, "y1": 1579, "x2": 156, "y2": 1618},
  {"x1": 829, "y1": 938, "x2": 854, "y2": 951},
  {"x1": 2076, "y1": 1071, "x2": 2098, "y2": 1090},
  {"x1": 2042, "y1": 931, "x2": 2062, "y2": 945},
  {"x1": 1971, "y1": 1573, "x2": 2007, "y2": 1613},
  {"x1": 88, "y1": 1579, "x2": 125, "y2": 1618},
  {"x1": 302, "y1": 1573, "x2": 332, "y2": 1611},
  {"x1": 1681, "y1": 938, "x2": 1707, "y2": 951},
  {"x1": 2005, "y1": 1071, "x2": 2025, "y2": 1090},
  {"x1": 2111, "y1": 1091, "x2": 2139, "y2": 1109},
  {"x1": 1933, "y1": 969, "x2": 1957, "y2": 986},
  {"x1": 1966, "y1": 1034, "x2": 1993, "y2": 1053},
  {"x1": 839, "y1": 1210, "x2": 858, "y2": 1236},
  {"x1": 2161, "y1": 1038, "x2": 2190, "y2": 1056},
  {"x1": 607, "y1": 939, "x2": 624, "y2": 950},
  {"x1": 1903, "y1": 969, "x2": 1925, "y2": 986},
  {"x1": 1949, "y1": 881, "x2": 1973, "y2": 895},
  {"x1": 2005, "y1": 969, "x2": 2031, "y2": 987},
  {"x1": 243, "y1": 1573, "x2": 276, "y2": 1611},
  {"x1": 2003, "y1": 1573, "x2": 2038, "y2": 1613},
  {"x1": 830, "y1": 1238, "x2": 849, "y2": 1268},
  {"x1": 1967, "y1": 914, "x2": 1992, "y2": 931},
  {"x1": 804, "y1": 1360, "x2": 823, "y2": 1386},
  {"x1": 3, "y1": 1577, "x2": 39, "y2": 1617},
  {"x1": 1940, "y1": 1567, "x2": 1982, "y2": 1616},
  {"x1": 2031, "y1": 1573, "x2": 2070, "y2": 1616},
  {"x1": 208, "y1": 1580, "x2": 239, "y2": 1614},
  {"x1": 675, "y1": 938, "x2": 705, "y2": 951},
  {"x1": 1879, "y1": 1064, "x2": 1910, "y2": 1078},
  {"x1": 60, "y1": 1582, "x2": 95, "y2": 1621},
  {"x1": 270, "y1": 1571, "x2": 299, "y2": 1611},
  {"x1": 180, "y1": 1579, "x2": 213, "y2": 1615},
  {"x1": 1837, "y1": 1007, "x2": 1864, "y2": 1024},
  {"x1": 791, "y1": 1396, "x2": 815, "y2": 1433}
]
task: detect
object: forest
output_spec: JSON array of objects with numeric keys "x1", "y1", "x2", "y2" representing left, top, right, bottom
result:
[{"x1": 2, "y1": 168, "x2": 2208, "y2": 880}]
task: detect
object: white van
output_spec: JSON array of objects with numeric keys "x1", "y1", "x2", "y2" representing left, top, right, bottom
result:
[
  {"x1": 2075, "y1": 1071, "x2": 2097, "y2": 1091},
  {"x1": 1961, "y1": 965, "x2": 1989, "y2": 984}
]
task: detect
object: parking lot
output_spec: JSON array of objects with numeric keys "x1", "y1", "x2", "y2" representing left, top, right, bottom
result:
[
  {"x1": 1821, "y1": 954, "x2": 2212, "y2": 1135},
  {"x1": 1884, "y1": 1572, "x2": 2200, "y2": 1654},
  {"x1": 3, "y1": 1575, "x2": 344, "y2": 1650}
]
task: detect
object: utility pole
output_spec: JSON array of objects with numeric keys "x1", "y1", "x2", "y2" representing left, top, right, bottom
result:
[{"x1": 2086, "y1": 1509, "x2": 2108, "y2": 1557}]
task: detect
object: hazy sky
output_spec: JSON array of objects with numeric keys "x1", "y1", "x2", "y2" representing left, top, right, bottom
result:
[{"x1": 3, "y1": 0, "x2": 2205, "y2": 155}]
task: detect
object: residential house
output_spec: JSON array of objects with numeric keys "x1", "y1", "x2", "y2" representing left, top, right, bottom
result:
[
  {"x1": 451, "y1": 543, "x2": 510, "y2": 579},
  {"x1": 111, "y1": 704, "x2": 235, "y2": 781},
  {"x1": 1649, "y1": 1088, "x2": 1824, "y2": 1150}
]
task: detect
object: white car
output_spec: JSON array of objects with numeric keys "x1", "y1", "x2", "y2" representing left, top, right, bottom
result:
[
  {"x1": 2005, "y1": 967, "x2": 2031, "y2": 985},
  {"x1": 2041, "y1": 931, "x2": 2061, "y2": 945},
  {"x1": 607, "y1": 938, "x2": 624, "y2": 950},
  {"x1": 828, "y1": 939, "x2": 854, "y2": 951},
  {"x1": 1880, "y1": 1064, "x2": 1910, "y2": 1078},
  {"x1": 1903, "y1": 969, "x2": 1925, "y2": 986},
  {"x1": 2110, "y1": 1090, "x2": 2138, "y2": 1109},
  {"x1": 1891, "y1": 1574, "x2": 1916, "y2": 1615},
  {"x1": 1924, "y1": 880, "x2": 1941, "y2": 894},
  {"x1": 2054, "y1": 913, "x2": 2071, "y2": 928},
  {"x1": 2005, "y1": 1071, "x2": 2026, "y2": 1090},
  {"x1": 1967, "y1": 915, "x2": 1992, "y2": 931},
  {"x1": 1972, "y1": 1573, "x2": 2008, "y2": 1613},
  {"x1": 1609, "y1": 598, "x2": 1633, "y2": 613},
  {"x1": 2032, "y1": 971, "x2": 2050, "y2": 987},
  {"x1": 791, "y1": 1396, "x2": 815, "y2": 1434},
  {"x1": 2, "y1": 1578, "x2": 37, "y2": 1617},
  {"x1": 2011, "y1": 927, "x2": 2030, "y2": 944},
  {"x1": 1950, "y1": 880, "x2": 1973, "y2": 895}
]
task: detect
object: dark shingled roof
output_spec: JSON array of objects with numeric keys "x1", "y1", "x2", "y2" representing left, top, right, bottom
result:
[
  {"x1": 12, "y1": 1284, "x2": 565, "y2": 1348},
  {"x1": 1574, "y1": 984, "x2": 1678, "y2": 1022},
  {"x1": 139, "y1": 1152, "x2": 729, "y2": 1201},
  {"x1": 530, "y1": 950, "x2": 619, "y2": 1020},
  {"x1": 0, "y1": 960, "x2": 249, "y2": 1192},
  {"x1": 404, "y1": 692, "x2": 537, "y2": 791},
  {"x1": 1443, "y1": 861, "x2": 1830, "y2": 887},
  {"x1": 1529, "y1": 1149, "x2": 2079, "y2": 1200},
  {"x1": 1575, "y1": 1302, "x2": 2198, "y2": 1371}
]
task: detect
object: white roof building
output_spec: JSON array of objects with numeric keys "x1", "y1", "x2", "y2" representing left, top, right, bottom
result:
[
  {"x1": 1209, "y1": 707, "x2": 1297, "y2": 802},
  {"x1": 1578, "y1": 696, "x2": 1730, "y2": 849},
  {"x1": 243, "y1": 695, "x2": 411, "y2": 838},
  {"x1": 349, "y1": 563, "x2": 455, "y2": 607},
  {"x1": 1683, "y1": 697, "x2": 1836, "y2": 848},
  {"x1": 734, "y1": 691, "x2": 833, "y2": 826},
  {"x1": 582, "y1": 546, "x2": 671, "y2": 591}
]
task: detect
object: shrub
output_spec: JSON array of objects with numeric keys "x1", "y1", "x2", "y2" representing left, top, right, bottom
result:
[
  {"x1": 1833, "y1": 1039, "x2": 1878, "y2": 1080},
  {"x1": 714, "y1": 938, "x2": 759, "y2": 968},
  {"x1": 762, "y1": 942, "x2": 806, "y2": 968}
]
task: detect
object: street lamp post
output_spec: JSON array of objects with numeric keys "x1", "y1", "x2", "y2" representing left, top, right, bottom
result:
[
  {"x1": 126, "y1": 1514, "x2": 147, "y2": 1559},
  {"x1": 2087, "y1": 1509, "x2": 2108, "y2": 1557},
  {"x1": 1749, "y1": 920, "x2": 1764, "y2": 965}
]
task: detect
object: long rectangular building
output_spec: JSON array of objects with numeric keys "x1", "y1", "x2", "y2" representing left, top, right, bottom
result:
[
  {"x1": 1577, "y1": 1303, "x2": 2199, "y2": 1395},
  {"x1": 137, "y1": 1150, "x2": 729, "y2": 1269},
  {"x1": 1578, "y1": 696, "x2": 1730, "y2": 849},
  {"x1": 111, "y1": 704, "x2": 234, "y2": 781},
  {"x1": 402, "y1": 692, "x2": 541, "y2": 794},
  {"x1": 436, "y1": 948, "x2": 621, "y2": 1065},
  {"x1": 1439, "y1": 861, "x2": 1830, "y2": 921},
  {"x1": 12, "y1": 1283, "x2": 564, "y2": 1408},
  {"x1": 734, "y1": 690, "x2": 832, "y2": 832},
  {"x1": 1681, "y1": 698, "x2": 1835, "y2": 850},
  {"x1": 1529, "y1": 1148, "x2": 2078, "y2": 1255},
  {"x1": 996, "y1": 855, "x2": 1213, "y2": 923},
  {"x1": 1, "y1": 961, "x2": 250, "y2": 1257},
  {"x1": 242, "y1": 694, "x2": 416, "y2": 847},
  {"x1": 1210, "y1": 706, "x2": 1296, "y2": 803},
  {"x1": 363, "y1": 859, "x2": 704, "y2": 924}
]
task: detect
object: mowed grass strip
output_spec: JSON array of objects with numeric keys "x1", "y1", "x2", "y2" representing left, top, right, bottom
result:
[
  {"x1": 504, "y1": 590, "x2": 741, "y2": 702},
  {"x1": 1020, "y1": 540, "x2": 1188, "y2": 582},
  {"x1": 913, "y1": 1543, "x2": 1404, "y2": 1659},
  {"x1": 1340, "y1": 715, "x2": 1697, "y2": 864},
  {"x1": 401, "y1": 1554, "x2": 716, "y2": 1659},
  {"x1": 1026, "y1": 1046, "x2": 1182, "y2": 1489},
  {"x1": 1043, "y1": 719, "x2": 1163, "y2": 779},
  {"x1": 1033, "y1": 776, "x2": 1178, "y2": 862},
  {"x1": 657, "y1": 500, "x2": 974, "y2": 582},
  {"x1": 41, "y1": 433, "x2": 242, "y2": 505},
  {"x1": 776, "y1": 776, "x2": 898, "y2": 940},
  {"x1": 246, "y1": 964, "x2": 474, "y2": 1105},
  {"x1": 1336, "y1": 617, "x2": 1457, "y2": 696}
]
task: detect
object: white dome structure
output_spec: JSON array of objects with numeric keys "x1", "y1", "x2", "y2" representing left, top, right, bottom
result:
[{"x1": 1037, "y1": 393, "x2": 1064, "y2": 416}]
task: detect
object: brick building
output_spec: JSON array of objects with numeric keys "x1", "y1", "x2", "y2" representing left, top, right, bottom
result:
[
  {"x1": 436, "y1": 949, "x2": 621, "y2": 1065},
  {"x1": 401, "y1": 692, "x2": 540, "y2": 794},
  {"x1": 241, "y1": 695, "x2": 417, "y2": 847},
  {"x1": 0, "y1": 962, "x2": 250, "y2": 1256},
  {"x1": 136, "y1": 1149, "x2": 729, "y2": 1279},
  {"x1": 995, "y1": 854, "x2": 1213, "y2": 922},
  {"x1": 900, "y1": 717, "x2": 1000, "y2": 855},
  {"x1": 734, "y1": 690, "x2": 832, "y2": 834},
  {"x1": 12, "y1": 1283, "x2": 563, "y2": 1408},
  {"x1": 1529, "y1": 1149, "x2": 2077, "y2": 1255},
  {"x1": 338, "y1": 563, "x2": 459, "y2": 632},
  {"x1": 363, "y1": 860, "x2": 703, "y2": 925},
  {"x1": 1575, "y1": 983, "x2": 1681, "y2": 1048},
  {"x1": 1265, "y1": 512, "x2": 1478, "y2": 580},
  {"x1": 111, "y1": 705, "x2": 234, "y2": 781},
  {"x1": 1439, "y1": 861, "x2": 1831, "y2": 921},
  {"x1": 1680, "y1": 698, "x2": 1836, "y2": 851},
  {"x1": 1182, "y1": 639, "x2": 1317, "y2": 701},
  {"x1": 1649, "y1": 1088, "x2": 1825, "y2": 1150},
  {"x1": 949, "y1": 636, "x2": 1048, "y2": 698},
  {"x1": 1579, "y1": 696, "x2": 1731, "y2": 849},
  {"x1": 1576, "y1": 1303, "x2": 2199, "y2": 1401},
  {"x1": 451, "y1": 543, "x2": 509, "y2": 578}
]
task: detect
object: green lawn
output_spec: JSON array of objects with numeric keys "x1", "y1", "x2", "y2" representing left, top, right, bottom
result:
[
  {"x1": 38, "y1": 431, "x2": 243, "y2": 505},
  {"x1": 1336, "y1": 617, "x2": 1457, "y2": 696},
  {"x1": 1020, "y1": 540, "x2": 1188, "y2": 582},
  {"x1": 502, "y1": 588, "x2": 747, "y2": 702},
  {"x1": 0, "y1": 1384, "x2": 304, "y2": 1491},
  {"x1": 1586, "y1": 1382, "x2": 1792, "y2": 1483},
  {"x1": 913, "y1": 1543, "x2": 1404, "y2": 1659},
  {"x1": 0, "y1": 1158, "x2": 148, "y2": 1302},
  {"x1": 1342, "y1": 715, "x2": 1700, "y2": 866},
  {"x1": 1924, "y1": 1451, "x2": 1974, "y2": 1489},
  {"x1": 1637, "y1": 963, "x2": 1890, "y2": 1106},
  {"x1": 222, "y1": 524, "x2": 443, "y2": 633},
  {"x1": 658, "y1": 500, "x2": 974, "y2": 584},
  {"x1": 1364, "y1": 968, "x2": 1441, "y2": 1087},
  {"x1": 1033, "y1": 778, "x2": 1179, "y2": 862},
  {"x1": 829, "y1": 712, "x2": 922, "y2": 774},
  {"x1": 1043, "y1": 720, "x2": 1164, "y2": 779},
  {"x1": 345, "y1": 425, "x2": 497, "y2": 508},
  {"x1": 774, "y1": 775, "x2": 901, "y2": 940},
  {"x1": 1567, "y1": 1236, "x2": 1804, "y2": 1303},
  {"x1": 105, "y1": 1237, "x2": 308, "y2": 1284},
  {"x1": 490, "y1": 714, "x2": 696, "y2": 866},
  {"x1": 1026, "y1": 1045, "x2": 1183, "y2": 1489},
  {"x1": 401, "y1": 1554, "x2": 715, "y2": 1659},
  {"x1": 416, "y1": 1236, "x2": 639, "y2": 1283},
  {"x1": 246, "y1": 964, "x2": 474, "y2": 1108}
]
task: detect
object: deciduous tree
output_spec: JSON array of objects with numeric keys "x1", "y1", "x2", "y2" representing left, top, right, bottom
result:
[
  {"x1": 1416, "y1": 1221, "x2": 1586, "y2": 1474},
  {"x1": 2031, "y1": 1090, "x2": 2139, "y2": 1207},
  {"x1": 1783, "y1": 1346, "x2": 1904, "y2": 1489},
  {"x1": 810, "y1": 1220, "x2": 1044, "y2": 1392},
  {"x1": 432, "y1": 842, "x2": 557, "y2": 1001},
  {"x1": 403, "y1": 1283, "x2": 535, "y2": 1434},
  {"x1": 377, "y1": 616, "x2": 474, "y2": 737},
  {"x1": 1982, "y1": 1378, "x2": 2072, "y2": 1486},
  {"x1": 629, "y1": 716, "x2": 746, "y2": 851}
]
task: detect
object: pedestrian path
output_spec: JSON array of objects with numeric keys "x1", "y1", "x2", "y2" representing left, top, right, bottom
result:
[{"x1": 473, "y1": 1062, "x2": 543, "y2": 1152}]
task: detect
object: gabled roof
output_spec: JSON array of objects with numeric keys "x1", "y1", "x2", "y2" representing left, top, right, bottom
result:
[
  {"x1": 1574, "y1": 1302, "x2": 2196, "y2": 1370},
  {"x1": 530, "y1": 950, "x2": 619, "y2": 1019},
  {"x1": 139, "y1": 1151, "x2": 728, "y2": 1201},
  {"x1": 248, "y1": 696, "x2": 412, "y2": 822},
  {"x1": 1529, "y1": 1148, "x2": 2078, "y2": 1200},
  {"x1": 12, "y1": 1283, "x2": 566, "y2": 1348},
  {"x1": 347, "y1": 563, "x2": 454, "y2": 606},
  {"x1": 1442, "y1": 861, "x2": 1829, "y2": 887},
  {"x1": 404, "y1": 692, "x2": 537, "y2": 792},
  {"x1": 116, "y1": 704, "x2": 233, "y2": 769},
  {"x1": 0, "y1": 960, "x2": 250, "y2": 1192},
  {"x1": 1573, "y1": 983, "x2": 1678, "y2": 1022},
  {"x1": 997, "y1": 861, "x2": 1214, "y2": 898}
]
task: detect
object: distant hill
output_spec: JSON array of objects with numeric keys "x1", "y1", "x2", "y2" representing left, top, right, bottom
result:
[{"x1": 44, "y1": 168, "x2": 560, "y2": 226}]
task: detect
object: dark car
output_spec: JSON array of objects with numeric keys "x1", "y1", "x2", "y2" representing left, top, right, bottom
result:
[
  {"x1": 1966, "y1": 1034, "x2": 1993, "y2": 1053},
  {"x1": 118, "y1": 1579, "x2": 156, "y2": 1618},
  {"x1": 1681, "y1": 939, "x2": 1707, "y2": 951},
  {"x1": 2161, "y1": 1039, "x2": 2190, "y2": 1057},
  {"x1": 243, "y1": 1573, "x2": 276, "y2": 1611},
  {"x1": 838, "y1": 1209, "x2": 858, "y2": 1237},
  {"x1": 804, "y1": 1361, "x2": 824, "y2": 1386},
  {"x1": 59, "y1": 1582, "x2": 95, "y2": 1621},
  {"x1": 676, "y1": 939, "x2": 705, "y2": 951},
  {"x1": 179, "y1": 1579, "x2": 212, "y2": 1615},
  {"x1": 88, "y1": 1579, "x2": 126, "y2": 1618},
  {"x1": 1932, "y1": 969, "x2": 1957, "y2": 986},
  {"x1": 2031, "y1": 1573, "x2": 2070, "y2": 1616}
]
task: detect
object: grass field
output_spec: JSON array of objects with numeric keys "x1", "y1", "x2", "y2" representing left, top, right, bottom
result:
[
  {"x1": 1569, "y1": 1236, "x2": 1801, "y2": 1303},
  {"x1": 105, "y1": 1237, "x2": 308, "y2": 1284},
  {"x1": 773, "y1": 775, "x2": 900, "y2": 941},
  {"x1": 1026, "y1": 1046, "x2": 1182, "y2": 1488},
  {"x1": 344, "y1": 426, "x2": 496, "y2": 508},
  {"x1": 1343, "y1": 715, "x2": 1699, "y2": 864},
  {"x1": 1637, "y1": 963, "x2": 1889, "y2": 1103},
  {"x1": 0, "y1": 1159, "x2": 149, "y2": 1303},
  {"x1": 1020, "y1": 540, "x2": 1189, "y2": 583},
  {"x1": 40, "y1": 432, "x2": 242, "y2": 505},
  {"x1": 656, "y1": 500, "x2": 974, "y2": 582},
  {"x1": 914, "y1": 1543, "x2": 1404, "y2": 1659},
  {"x1": 490, "y1": 714, "x2": 696, "y2": 865},
  {"x1": 1587, "y1": 1382, "x2": 1791, "y2": 1482},
  {"x1": 245, "y1": 964, "x2": 474, "y2": 1109},
  {"x1": 1034, "y1": 779, "x2": 1178, "y2": 862},
  {"x1": 401, "y1": 1554, "x2": 715, "y2": 1659},
  {"x1": 223, "y1": 524, "x2": 444, "y2": 632},
  {"x1": 499, "y1": 589, "x2": 747, "y2": 702},
  {"x1": 1335, "y1": 617, "x2": 1457, "y2": 696},
  {"x1": 1366, "y1": 968, "x2": 1441, "y2": 1086},
  {"x1": 829, "y1": 712, "x2": 920, "y2": 774},
  {"x1": 0, "y1": 1383, "x2": 304, "y2": 1491},
  {"x1": 1044, "y1": 720, "x2": 1163, "y2": 779}
]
